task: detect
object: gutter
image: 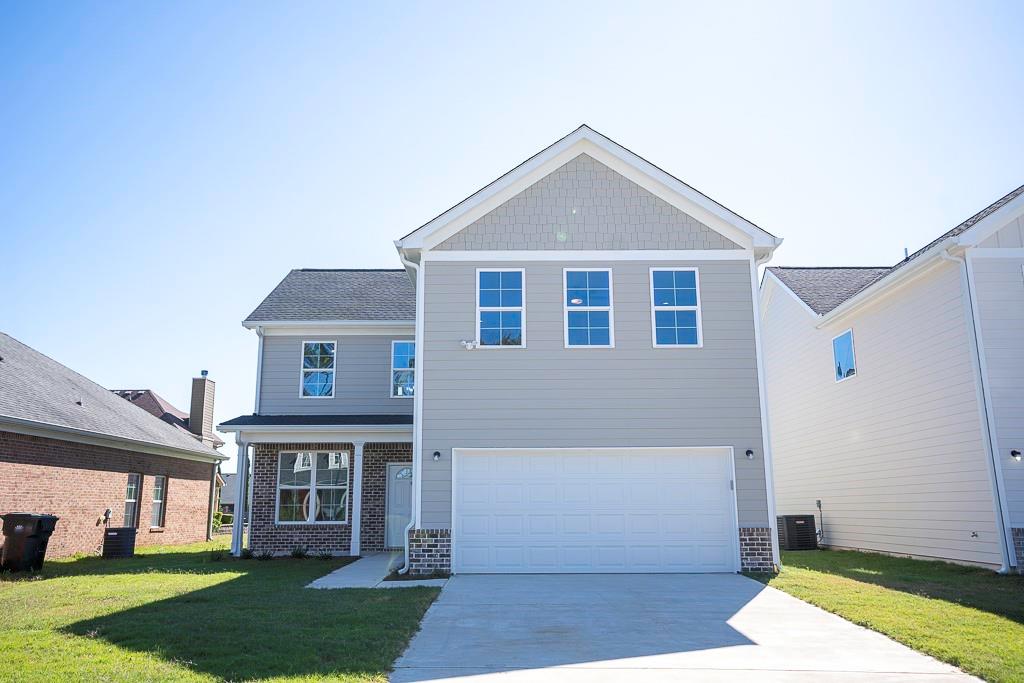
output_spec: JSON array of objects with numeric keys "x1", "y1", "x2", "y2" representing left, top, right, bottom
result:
[
  {"x1": 396, "y1": 246, "x2": 423, "y2": 574},
  {"x1": 241, "y1": 319, "x2": 414, "y2": 330},
  {"x1": 940, "y1": 247, "x2": 1014, "y2": 573}
]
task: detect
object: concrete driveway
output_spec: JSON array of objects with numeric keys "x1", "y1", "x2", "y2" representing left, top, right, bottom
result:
[{"x1": 391, "y1": 574, "x2": 975, "y2": 682}]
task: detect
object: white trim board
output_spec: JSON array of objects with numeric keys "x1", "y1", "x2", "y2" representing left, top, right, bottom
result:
[
  {"x1": 397, "y1": 126, "x2": 780, "y2": 254},
  {"x1": 422, "y1": 250, "x2": 754, "y2": 262}
]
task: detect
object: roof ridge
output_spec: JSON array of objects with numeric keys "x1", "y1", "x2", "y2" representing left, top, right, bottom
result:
[
  {"x1": 296, "y1": 268, "x2": 406, "y2": 273},
  {"x1": 770, "y1": 266, "x2": 890, "y2": 270}
]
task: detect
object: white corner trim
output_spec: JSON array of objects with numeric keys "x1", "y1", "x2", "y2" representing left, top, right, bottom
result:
[
  {"x1": 748, "y1": 260, "x2": 782, "y2": 568},
  {"x1": 421, "y1": 249, "x2": 755, "y2": 262},
  {"x1": 0, "y1": 416, "x2": 227, "y2": 463}
]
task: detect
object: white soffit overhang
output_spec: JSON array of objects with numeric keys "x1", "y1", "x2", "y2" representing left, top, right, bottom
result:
[{"x1": 396, "y1": 125, "x2": 781, "y2": 254}]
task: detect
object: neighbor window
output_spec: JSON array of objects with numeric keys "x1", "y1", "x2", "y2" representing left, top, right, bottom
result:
[
  {"x1": 650, "y1": 268, "x2": 702, "y2": 347},
  {"x1": 301, "y1": 341, "x2": 335, "y2": 397},
  {"x1": 477, "y1": 269, "x2": 524, "y2": 347},
  {"x1": 564, "y1": 269, "x2": 613, "y2": 347},
  {"x1": 277, "y1": 451, "x2": 349, "y2": 524},
  {"x1": 391, "y1": 341, "x2": 415, "y2": 397},
  {"x1": 833, "y1": 330, "x2": 857, "y2": 382},
  {"x1": 150, "y1": 475, "x2": 167, "y2": 528},
  {"x1": 124, "y1": 473, "x2": 142, "y2": 527}
]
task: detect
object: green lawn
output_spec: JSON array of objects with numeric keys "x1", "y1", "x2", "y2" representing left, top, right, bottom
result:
[
  {"x1": 752, "y1": 549, "x2": 1024, "y2": 682},
  {"x1": 0, "y1": 540, "x2": 439, "y2": 682}
]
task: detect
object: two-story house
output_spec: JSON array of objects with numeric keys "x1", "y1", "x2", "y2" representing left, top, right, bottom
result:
[{"x1": 220, "y1": 125, "x2": 784, "y2": 574}]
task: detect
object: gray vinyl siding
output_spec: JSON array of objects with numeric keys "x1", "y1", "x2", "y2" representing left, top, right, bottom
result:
[
  {"x1": 419, "y1": 258, "x2": 768, "y2": 528},
  {"x1": 763, "y1": 261, "x2": 1003, "y2": 567},
  {"x1": 258, "y1": 335, "x2": 414, "y2": 415},
  {"x1": 434, "y1": 154, "x2": 740, "y2": 251},
  {"x1": 971, "y1": 255, "x2": 1024, "y2": 527}
]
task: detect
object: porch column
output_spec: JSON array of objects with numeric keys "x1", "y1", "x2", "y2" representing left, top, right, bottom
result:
[
  {"x1": 230, "y1": 438, "x2": 249, "y2": 556},
  {"x1": 350, "y1": 441, "x2": 365, "y2": 556}
]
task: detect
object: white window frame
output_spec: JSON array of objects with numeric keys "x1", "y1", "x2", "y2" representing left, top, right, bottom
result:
[
  {"x1": 832, "y1": 328, "x2": 857, "y2": 384},
  {"x1": 150, "y1": 475, "x2": 167, "y2": 528},
  {"x1": 275, "y1": 451, "x2": 350, "y2": 525},
  {"x1": 649, "y1": 267, "x2": 703, "y2": 348},
  {"x1": 390, "y1": 340, "x2": 415, "y2": 398},
  {"x1": 475, "y1": 267, "x2": 526, "y2": 349},
  {"x1": 299, "y1": 340, "x2": 336, "y2": 399},
  {"x1": 563, "y1": 268, "x2": 615, "y2": 348},
  {"x1": 124, "y1": 473, "x2": 142, "y2": 528}
]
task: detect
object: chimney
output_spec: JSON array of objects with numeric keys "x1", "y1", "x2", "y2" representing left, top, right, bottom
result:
[{"x1": 189, "y1": 370, "x2": 216, "y2": 446}]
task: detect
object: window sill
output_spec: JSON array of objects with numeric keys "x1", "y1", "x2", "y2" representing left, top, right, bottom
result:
[{"x1": 148, "y1": 527, "x2": 165, "y2": 533}]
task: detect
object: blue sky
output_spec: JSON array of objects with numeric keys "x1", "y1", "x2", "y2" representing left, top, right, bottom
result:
[{"x1": 3, "y1": 1, "x2": 1022, "y2": 471}]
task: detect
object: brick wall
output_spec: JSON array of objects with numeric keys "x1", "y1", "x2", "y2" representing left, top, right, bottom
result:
[
  {"x1": 739, "y1": 526, "x2": 774, "y2": 572},
  {"x1": 0, "y1": 430, "x2": 214, "y2": 558},
  {"x1": 1013, "y1": 527, "x2": 1024, "y2": 574},
  {"x1": 360, "y1": 443, "x2": 412, "y2": 552},
  {"x1": 249, "y1": 442, "x2": 354, "y2": 556},
  {"x1": 408, "y1": 528, "x2": 451, "y2": 575}
]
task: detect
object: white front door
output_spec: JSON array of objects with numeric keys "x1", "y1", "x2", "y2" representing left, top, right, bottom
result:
[
  {"x1": 386, "y1": 463, "x2": 414, "y2": 548},
  {"x1": 453, "y1": 447, "x2": 739, "y2": 573}
]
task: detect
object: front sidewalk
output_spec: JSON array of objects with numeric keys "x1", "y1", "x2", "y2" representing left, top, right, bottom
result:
[{"x1": 307, "y1": 551, "x2": 448, "y2": 589}]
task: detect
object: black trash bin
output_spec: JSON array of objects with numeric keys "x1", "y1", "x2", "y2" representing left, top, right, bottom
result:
[
  {"x1": 1, "y1": 513, "x2": 60, "y2": 572},
  {"x1": 102, "y1": 527, "x2": 137, "y2": 558}
]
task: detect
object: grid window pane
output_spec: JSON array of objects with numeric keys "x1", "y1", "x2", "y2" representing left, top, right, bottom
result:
[
  {"x1": 391, "y1": 341, "x2": 416, "y2": 397},
  {"x1": 314, "y1": 488, "x2": 348, "y2": 522},
  {"x1": 392, "y1": 370, "x2": 415, "y2": 396},
  {"x1": 150, "y1": 475, "x2": 166, "y2": 527},
  {"x1": 124, "y1": 474, "x2": 141, "y2": 526},
  {"x1": 279, "y1": 453, "x2": 312, "y2": 487},
  {"x1": 316, "y1": 453, "x2": 348, "y2": 486},
  {"x1": 478, "y1": 270, "x2": 525, "y2": 347},
  {"x1": 652, "y1": 270, "x2": 700, "y2": 346},
  {"x1": 565, "y1": 270, "x2": 612, "y2": 347},
  {"x1": 302, "y1": 342, "x2": 335, "y2": 397},
  {"x1": 302, "y1": 371, "x2": 333, "y2": 397},
  {"x1": 278, "y1": 488, "x2": 308, "y2": 522}
]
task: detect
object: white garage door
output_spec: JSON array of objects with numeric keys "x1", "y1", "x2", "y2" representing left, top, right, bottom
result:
[{"x1": 452, "y1": 448, "x2": 739, "y2": 573}]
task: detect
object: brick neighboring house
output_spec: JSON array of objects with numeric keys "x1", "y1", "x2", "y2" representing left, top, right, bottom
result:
[{"x1": 0, "y1": 332, "x2": 226, "y2": 557}]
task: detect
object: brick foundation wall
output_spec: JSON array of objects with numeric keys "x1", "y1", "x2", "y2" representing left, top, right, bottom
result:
[
  {"x1": 408, "y1": 528, "x2": 451, "y2": 575},
  {"x1": 249, "y1": 442, "x2": 355, "y2": 556},
  {"x1": 0, "y1": 431, "x2": 215, "y2": 558},
  {"x1": 739, "y1": 527, "x2": 774, "y2": 572},
  {"x1": 360, "y1": 443, "x2": 412, "y2": 552},
  {"x1": 1013, "y1": 528, "x2": 1024, "y2": 574}
]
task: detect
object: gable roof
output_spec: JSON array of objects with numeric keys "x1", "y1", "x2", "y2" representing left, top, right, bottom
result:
[
  {"x1": 0, "y1": 332, "x2": 224, "y2": 461},
  {"x1": 767, "y1": 182, "x2": 1024, "y2": 317},
  {"x1": 397, "y1": 124, "x2": 781, "y2": 255},
  {"x1": 244, "y1": 269, "x2": 415, "y2": 324},
  {"x1": 111, "y1": 388, "x2": 225, "y2": 448}
]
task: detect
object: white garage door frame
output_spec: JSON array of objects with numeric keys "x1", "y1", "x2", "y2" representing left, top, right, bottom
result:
[{"x1": 451, "y1": 446, "x2": 741, "y2": 574}]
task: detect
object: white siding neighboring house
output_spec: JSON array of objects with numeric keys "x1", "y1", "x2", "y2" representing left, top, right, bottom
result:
[{"x1": 761, "y1": 184, "x2": 1024, "y2": 572}]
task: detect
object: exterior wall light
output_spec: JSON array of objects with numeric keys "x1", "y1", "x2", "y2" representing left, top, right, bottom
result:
[
  {"x1": 433, "y1": 451, "x2": 442, "y2": 462},
  {"x1": 1012, "y1": 450, "x2": 1022, "y2": 463},
  {"x1": 745, "y1": 449, "x2": 755, "y2": 460}
]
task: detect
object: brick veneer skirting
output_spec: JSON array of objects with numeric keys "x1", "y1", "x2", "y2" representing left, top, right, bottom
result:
[
  {"x1": 360, "y1": 443, "x2": 412, "y2": 552},
  {"x1": 408, "y1": 528, "x2": 451, "y2": 575},
  {"x1": 1013, "y1": 528, "x2": 1024, "y2": 574},
  {"x1": 0, "y1": 430, "x2": 215, "y2": 558},
  {"x1": 739, "y1": 526, "x2": 774, "y2": 572}
]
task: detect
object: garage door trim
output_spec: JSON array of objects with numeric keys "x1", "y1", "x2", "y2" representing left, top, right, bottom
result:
[{"x1": 451, "y1": 446, "x2": 740, "y2": 573}]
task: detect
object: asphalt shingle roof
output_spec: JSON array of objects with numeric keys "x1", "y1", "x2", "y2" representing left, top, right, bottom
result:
[
  {"x1": 769, "y1": 183, "x2": 1024, "y2": 315},
  {"x1": 0, "y1": 333, "x2": 224, "y2": 460},
  {"x1": 244, "y1": 269, "x2": 416, "y2": 323}
]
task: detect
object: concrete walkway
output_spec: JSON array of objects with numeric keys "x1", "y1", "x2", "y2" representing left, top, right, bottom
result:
[
  {"x1": 391, "y1": 574, "x2": 976, "y2": 682},
  {"x1": 307, "y1": 552, "x2": 447, "y2": 589}
]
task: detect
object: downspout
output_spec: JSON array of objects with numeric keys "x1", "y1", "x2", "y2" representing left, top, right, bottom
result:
[
  {"x1": 940, "y1": 247, "x2": 1013, "y2": 573},
  {"x1": 397, "y1": 248, "x2": 421, "y2": 573},
  {"x1": 253, "y1": 327, "x2": 265, "y2": 413}
]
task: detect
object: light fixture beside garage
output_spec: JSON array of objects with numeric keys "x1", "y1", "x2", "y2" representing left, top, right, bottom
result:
[
  {"x1": 1012, "y1": 450, "x2": 1022, "y2": 463},
  {"x1": 433, "y1": 451, "x2": 442, "y2": 462},
  {"x1": 745, "y1": 449, "x2": 755, "y2": 460}
]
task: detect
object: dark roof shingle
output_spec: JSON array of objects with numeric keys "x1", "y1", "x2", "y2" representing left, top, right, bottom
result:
[
  {"x1": 219, "y1": 414, "x2": 413, "y2": 427},
  {"x1": 245, "y1": 269, "x2": 415, "y2": 323},
  {"x1": 0, "y1": 333, "x2": 224, "y2": 460}
]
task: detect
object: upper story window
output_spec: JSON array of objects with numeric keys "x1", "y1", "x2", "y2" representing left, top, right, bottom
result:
[
  {"x1": 564, "y1": 269, "x2": 614, "y2": 347},
  {"x1": 301, "y1": 341, "x2": 335, "y2": 398},
  {"x1": 833, "y1": 329, "x2": 857, "y2": 382},
  {"x1": 477, "y1": 269, "x2": 524, "y2": 347},
  {"x1": 277, "y1": 451, "x2": 349, "y2": 524},
  {"x1": 650, "y1": 268, "x2": 702, "y2": 347},
  {"x1": 391, "y1": 341, "x2": 415, "y2": 397}
]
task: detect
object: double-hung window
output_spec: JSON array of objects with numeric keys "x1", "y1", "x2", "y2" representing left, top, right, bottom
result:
[
  {"x1": 124, "y1": 473, "x2": 142, "y2": 527},
  {"x1": 564, "y1": 269, "x2": 613, "y2": 347},
  {"x1": 301, "y1": 341, "x2": 335, "y2": 397},
  {"x1": 150, "y1": 475, "x2": 167, "y2": 528},
  {"x1": 391, "y1": 341, "x2": 415, "y2": 397},
  {"x1": 277, "y1": 451, "x2": 349, "y2": 524},
  {"x1": 477, "y1": 269, "x2": 525, "y2": 347},
  {"x1": 650, "y1": 268, "x2": 702, "y2": 347},
  {"x1": 832, "y1": 329, "x2": 857, "y2": 382}
]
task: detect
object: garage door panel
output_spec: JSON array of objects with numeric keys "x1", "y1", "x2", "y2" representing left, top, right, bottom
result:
[{"x1": 453, "y1": 448, "x2": 738, "y2": 573}]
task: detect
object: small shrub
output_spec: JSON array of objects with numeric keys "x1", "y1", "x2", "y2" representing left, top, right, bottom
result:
[
  {"x1": 316, "y1": 550, "x2": 333, "y2": 560},
  {"x1": 211, "y1": 511, "x2": 223, "y2": 533},
  {"x1": 209, "y1": 550, "x2": 225, "y2": 562},
  {"x1": 256, "y1": 550, "x2": 274, "y2": 561},
  {"x1": 290, "y1": 545, "x2": 308, "y2": 559},
  {"x1": 240, "y1": 548, "x2": 254, "y2": 560}
]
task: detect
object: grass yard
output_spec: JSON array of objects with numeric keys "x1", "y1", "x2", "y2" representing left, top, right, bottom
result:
[
  {"x1": 0, "y1": 539, "x2": 439, "y2": 682},
  {"x1": 752, "y1": 549, "x2": 1024, "y2": 682}
]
